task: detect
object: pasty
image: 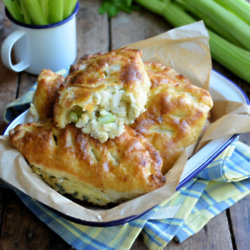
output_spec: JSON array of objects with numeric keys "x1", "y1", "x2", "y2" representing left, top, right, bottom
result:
[
  {"x1": 131, "y1": 62, "x2": 213, "y2": 174},
  {"x1": 33, "y1": 69, "x2": 64, "y2": 121},
  {"x1": 9, "y1": 121, "x2": 165, "y2": 206},
  {"x1": 53, "y1": 47, "x2": 151, "y2": 142}
]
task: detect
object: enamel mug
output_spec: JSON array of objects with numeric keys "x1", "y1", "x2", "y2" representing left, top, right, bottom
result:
[{"x1": 1, "y1": 2, "x2": 79, "y2": 75}]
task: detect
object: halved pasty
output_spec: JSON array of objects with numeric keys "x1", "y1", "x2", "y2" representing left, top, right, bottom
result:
[{"x1": 53, "y1": 47, "x2": 151, "y2": 143}]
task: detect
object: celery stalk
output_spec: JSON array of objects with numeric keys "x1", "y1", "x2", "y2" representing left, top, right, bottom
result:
[
  {"x1": 3, "y1": 0, "x2": 24, "y2": 23},
  {"x1": 136, "y1": 0, "x2": 194, "y2": 27},
  {"x1": 20, "y1": 0, "x2": 32, "y2": 24},
  {"x1": 214, "y1": 0, "x2": 250, "y2": 25},
  {"x1": 98, "y1": 114, "x2": 115, "y2": 124},
  {"x1": 64, "y1": 0, "x2": 78, "y2": 19},
  {"x1": 176, "y1": 0, "x2": 242, "y2": 47},
  {"x1": 39, "y1": 0, "x2": 49, "y2": 22},
  {"x1": 162, "y1": 0, "x2": 195, "y2": 27},
  {"x1": 22, "y1": 0, "x2": 48, "y2": 25},
  {"x1": 13, "y1": 0, "x2": 22, "y2": 15},
  {"x1": 135, "y1": 0, "x2": 250, "y2": 82},
  {"x1": 209, "y1": 31, "x2": 250, "y2": 82},
  {"x1": 134, "y1": 0, "x2": 166, "y2": 15},
  {"x1": 176, "y1": 0, "x2": 250, "y2": 50},
  {"x1": 49, "y1": 0, "x2": 64, "y2": 23},
  {"x1": 69, "y1": 112, "x2": 78, "y2": 123}
]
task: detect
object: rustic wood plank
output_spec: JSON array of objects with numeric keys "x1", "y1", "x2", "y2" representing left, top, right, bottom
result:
[
  {"x1": 0, "y1": 190, "x2": 72, "y2": 250},
  {"x1": 165, "y1": 211, "x2": 233, "y2": 250},
  {"x1": 131, "y1": 234, "x2": 147, "y2": 250},
  {"x1": 76, "y1": 0, "x2": 109, "y2": 58},
  {"x1": 228, "y1": 195, "x2": 250, "y2": 250},
  {"x1": 111, "y1": 10, "x2": 169, "y2": 49}
]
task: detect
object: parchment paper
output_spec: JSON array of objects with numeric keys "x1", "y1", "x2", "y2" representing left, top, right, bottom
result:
[{"x1": 0, "y1": 21, "x2": 249, "y2": 222}]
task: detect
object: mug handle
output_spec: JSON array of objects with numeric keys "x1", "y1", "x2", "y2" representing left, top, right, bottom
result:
[{"x1": 1, "y1": 30, "x2": 30, "y2": 72}]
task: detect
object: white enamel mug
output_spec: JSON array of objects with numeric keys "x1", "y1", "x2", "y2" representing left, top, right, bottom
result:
[{"x1": 1, "y1": 2, "x2": 79, "y2": 75}]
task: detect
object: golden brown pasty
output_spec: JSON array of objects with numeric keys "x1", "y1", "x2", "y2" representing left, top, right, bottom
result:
[
  {"x1": 33, "y1": 69, "x2": 64, "y2": 121},
  {"x1": 131, "y1": 62, "x2": 213, "y2": 174},
  {"x1": 9, "y1": 121, "x2": 165, "y2": 206},
  {"x1": 53, "y1": 47, "x2": 151, "y2": 143}
]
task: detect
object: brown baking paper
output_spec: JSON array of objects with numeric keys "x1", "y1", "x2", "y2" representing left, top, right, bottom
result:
[{"x1": 0, "y1": 21, "x2": 249, "y2": 223}]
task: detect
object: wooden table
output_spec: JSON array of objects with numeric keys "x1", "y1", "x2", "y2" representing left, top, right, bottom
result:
[{"x1": 0, "y1": 1, "x2": 249, "y2": 249}]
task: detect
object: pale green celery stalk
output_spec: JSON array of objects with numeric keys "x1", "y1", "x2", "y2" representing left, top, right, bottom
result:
[
  {"x1": 135, "y1": 0, "x2": 250, "y2": 82},
  {"x1": 176, "y1": 0, "x2": 242, "y2": 47},
  {"x1": 49, "y1": 0, "x2": 64, "y2": 23},
  {"x1": 22, "y1": 0, "x2": 48, "y2": 25},
  {"x1": 69, "y1": 112, "x2": 78, "y2": 123},
  {"x1": 209, "y1": 31, "x2": 250, "y2": 82},
  {"x1": 161, "y1": 0, "x2": 195, "y2": 26},
  {"x1": 176, "y1": 0, "x2": 250, "y2": 50},
  {"x1": 3, "y1": 0, "x2": 24, "y2": 22},
  {"x1": 98, "y1": 114, "x2": 115, "y2": 124},
  {"x1": 214, "y1": 0, "x2": 250, "y2": 25},
  {"x1": 64, "y1": 0, "x2": 78, "y2": 19},
  {"x1": 136, "y1": 0, "x2": 194, "y2": 26},
  {"x1": 135, "y1": 0, "x2": 166, "y2": 15},
  {"x1": 39, "y1": 0, "x2": 49, "y2": 22},
  {"x1": 20, "y1": 0, "x2": 32, "y2": 24}
]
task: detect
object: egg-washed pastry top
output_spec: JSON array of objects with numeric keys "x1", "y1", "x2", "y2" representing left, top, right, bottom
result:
[
  {"x1": 9, "y1": 121, "x2": 165, "y2": 206},
  {"x1": 53, "y1": 47, "x2": 151, "y2": 143},
  {"x1": 131, "y1": 62, "x2": 213, "y2": 174},
  {"x1": 32, "y1": 69, "x2": 64, "y2": 121}
]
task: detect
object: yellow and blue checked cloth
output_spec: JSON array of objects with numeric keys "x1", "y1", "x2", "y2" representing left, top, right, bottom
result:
[{"x1": 2, "y1": 85, "x2": 250, "y2": 250}]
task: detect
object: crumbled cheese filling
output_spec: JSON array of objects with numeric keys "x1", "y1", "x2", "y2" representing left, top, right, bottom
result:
[{"x1": 67, "y1": 85, "x2": 142, "y2": 142}]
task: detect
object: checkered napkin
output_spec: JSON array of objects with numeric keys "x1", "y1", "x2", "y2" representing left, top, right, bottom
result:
[{"x1": 2, "y1": 86, "x2": 250, "y2": 250}]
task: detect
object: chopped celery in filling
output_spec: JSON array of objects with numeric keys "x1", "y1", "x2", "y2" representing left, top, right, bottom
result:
[
  {"x1": 69, "y1": 107, "x2": 116, "y2": 125},
  {"x1": 98, "y1": 114, "x2": 115, "y2": 124},
  {"x1": 69, "y1": 112, "x2": 78, "y2": 123},
  {"x1": 97, "y1": 110, "x2": 115, "y2": 124},
  {"x1": 69, "y1": 105, "x2": 85, "y2": 123}
]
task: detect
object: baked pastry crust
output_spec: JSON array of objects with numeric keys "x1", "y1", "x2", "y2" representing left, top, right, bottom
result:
[
  {"x1": 9, "y1": 121, "x2": 165, "y2": 206},
  {"x1": 131, "y1": 62, "x2": 213, "y2": 174},
  {"x1": 53, "y1": 47, "x2": 151, "y2": 142},
  {"x1": 31, "y1": 60, "x2": 213, "y2": 175},
  {"x1": 33, "y1": 69, "x2": 64, "y2": 121}
]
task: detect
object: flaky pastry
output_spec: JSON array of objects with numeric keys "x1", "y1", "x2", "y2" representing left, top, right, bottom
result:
[
  {"x1": 33, "y1": 69, "x2": 64, "y2": 121},
  {"x1": 131, "y1": 62, "x2": 213, "y2": 174},
  {"x1": 9, "y1": 121, "x2": 165, "y2": 206},
  {"x1": 53, "y1": 47, "x2": 151, "y2": 142}
]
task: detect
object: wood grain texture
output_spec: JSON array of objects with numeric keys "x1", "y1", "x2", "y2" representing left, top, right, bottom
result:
[
  {"x1": 229, "y1": 195, "x2": 250, "y2": 250},
  {"x1": 0, "y1": 190, "x2": 72, "y2": 250},
  {"x1": 111, "y1": 10, "x2": 169, "y2": 49},
  {"x1": 166, "y1": 212, "x2": 233, "y2": 250},
  {"x1": 76, "y1": 0, "x2": 109, "y2": 58}
]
